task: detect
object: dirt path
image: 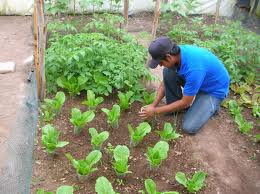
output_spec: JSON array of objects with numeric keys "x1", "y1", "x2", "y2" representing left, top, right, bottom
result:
[
  {"x1": 129, "y1": 13, "x2": 260, "y2": 194},
  {"x1": 0, "y1": 16, "x2": 35, "y2": 194}
]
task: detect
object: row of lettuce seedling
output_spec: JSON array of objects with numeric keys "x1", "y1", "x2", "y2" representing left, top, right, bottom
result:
[{"x1": 38, "y1": 90, "x2": 206, "y2": 193}]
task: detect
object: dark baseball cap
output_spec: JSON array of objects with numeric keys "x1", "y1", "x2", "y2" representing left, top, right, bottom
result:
[{"x1": 148, "y1": 36, "x2": 173, "y2": 69}]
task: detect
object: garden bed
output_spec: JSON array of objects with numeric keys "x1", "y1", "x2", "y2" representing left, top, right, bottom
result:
[{"x1": 31, "y1": 94, "x2": 211, "y2": 193}]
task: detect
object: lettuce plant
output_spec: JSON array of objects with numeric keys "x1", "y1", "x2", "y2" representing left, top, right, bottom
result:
[
  {"x1": 70, "y1": 108, "x2": 95, "y2": 134},
  {"x1": 82, "y1": 90, "x2": 104, "y2": 110},
  {"x1": 155, "y1": 122, "x2": 181, "y2": 142},
  {"x1": 175, "y1": 171, "x2": 207, "y2": 193},
  {"x1": 95, "y1": 176, "x2": 119, "y2": 194},
  {"x1": 89, "y1": 128, "x2": 109, "y2": 150},
  {"x1": 37, "y1": 185, "x2": 74, "y2": 194},
  {"x1": 102, "y1": 104, "x2": 120, "y2": 129},
  {"x1": 41, "y1": 124, "x2": 69, "y2": 154},
  {"x1": 139, "y1": 179, "x2": 179, "y2": 194},
  {"x1": 143, "y1": 91, "x2": 156, "y2": 105},
  {"x1": 112, "y1": 145, "x2": 131, "y2": 176},
  {"x1": 254, "y1": 134, "x2": 260, "y2": 143},
  {"x1": 66, "y1": 150, "x2": 102, "y2": 179},
  {"x1": 41, "y1": 91, "x2": 66, "y2": 122},
  {"x1": 128, "y1": 122, "x2": 151, "y2": 147},
  {"x1": 118, "y1": 91, "x2": 134, "y2": 110},
  {"x1": 145, "y1": 141, "x2": 169, "y2": 169}
]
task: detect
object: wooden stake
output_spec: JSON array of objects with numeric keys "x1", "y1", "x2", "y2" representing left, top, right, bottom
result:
[
  {"x1": 34, "y1": 1, "x2": 41, "y2": 99},
  {"x1": 215, "y1": 0, "x2": 221, "y2": 23},
  {"x1": 124, "y1": 0, "x2": 129, "y2": 30},
  {"x1": 151, "y1": 0, "x2": 161, "y2": 38}
]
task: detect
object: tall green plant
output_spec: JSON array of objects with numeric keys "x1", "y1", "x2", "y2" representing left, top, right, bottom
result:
[
  {"x1": 112, "y1": 145, "x2": 131, "y2": 176},
  {"x1": 89, "y1": 128, "x2": 109, "y2": 150},
  {"x1": 82, "y1": 90, "x2": 104, "y2": 110},
  {"x1": 128, "y1": 122, "x2": 151, "y2": 147}
]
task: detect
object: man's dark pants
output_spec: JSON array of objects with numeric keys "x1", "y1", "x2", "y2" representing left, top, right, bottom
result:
[{"x1": 163, "y1": 67, "x2": 222, "y2": 134}]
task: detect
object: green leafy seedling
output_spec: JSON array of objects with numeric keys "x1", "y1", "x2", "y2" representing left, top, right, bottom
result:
[
  {"x1": 155, "y1": 122, "x2": 182, "y2": 142},
  {"x1": 36, "y1": 185, "x2": 74, "y2": 194},
  {"x1": 66, "y1": 150, "x2": 102, "y2": 178},
  {"x1": 139, "y1": 178, "x2": 179, "y2": 194},
  {"x1": 95, "y1": 176, "x2": 119, "y2": 194},
  {"x1": 175, "y1": 171, "x2": 207, "y2": 193},
  {"x1": 128, "y1": 122, "x2": 151, "y2": 147},
  {"x1": 235, "y1": 114, "x2": 253, "y2": 134},
  {"x1": 89, "y1": 128, "x2": 109, "y2": 150},
  {"x1": 112, "y1": 145, "x2": 131, "y2": 177},
  {"x1": 41, "y1": 91, "x2": 66, "y2": 122},
  {"x1": 145, "y1": 141, "x2": 169, "y2": 169},
  {"x1": 82, "y1": 90, "x2": 104, "y2": 110},
  {"x1": 228, "y1": 100, "x2": 242, "y2": 116},
  {"x1": 118, "y1": 91, "x2": 134, "y2": 110},
  {"x1": 143, "y1": 91, "x2": 156, "y2": 105},
  {"x1": 252, "y1": 103, "x2": 260, "y2": 117},
  {"x1": 102, "y1": 104, "x2": 121, "y2": 129},
  {"x1": 254, "y1": 134, "x2": 260, "y2": 143},
  {"x1": 70, "y1": 108, "x2": 95, "y2": 134},
  {"x1": 41, "y1": 124, "x2": 69, "y2": 154}
]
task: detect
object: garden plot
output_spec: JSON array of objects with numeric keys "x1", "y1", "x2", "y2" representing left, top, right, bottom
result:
[{"x1": 31, "y1": 12, "x2": 260, "y2": 194}]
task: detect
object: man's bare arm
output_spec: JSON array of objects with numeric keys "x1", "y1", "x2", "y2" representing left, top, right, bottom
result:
[{"x1": 155, "y1": 95, "x2": 194, "y2": 114}]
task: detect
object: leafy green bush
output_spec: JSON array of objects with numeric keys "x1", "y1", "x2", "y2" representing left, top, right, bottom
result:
[
  {"x1": 41, "y1": 124, "x2": 69, "y2": 154},
  {"x1": 45, "y1": 32, "x2": 149, "y2": 96},
  {"x1": 175, "y1": 171, "x2": 207, "y2": 193}
]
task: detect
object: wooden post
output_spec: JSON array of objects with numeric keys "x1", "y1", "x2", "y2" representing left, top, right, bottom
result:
[
  {"x1": 34, "y1": 1, "x2": 41, "y2": 99},
  {"x1": 151, "y1": 0, "x2": 161, "y2": 38},
  {"x1": 124, "y1": 0, "x2": 129, "y2": 30},
  {"x1": 34, "y1": 0, "x2": 46, "y2": 100},
  {"x1": 215, "y1": 0, "x2": 221, "y2": 23}
]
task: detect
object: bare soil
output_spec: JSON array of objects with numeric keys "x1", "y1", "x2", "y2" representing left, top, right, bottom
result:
[{"x1": 30, "y1": 13, "x2": 260, "y2": 194}]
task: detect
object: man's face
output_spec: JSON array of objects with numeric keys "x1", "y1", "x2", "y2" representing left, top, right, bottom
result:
[{"x1": 159, "y1": 55, "x2": 177, "y2": 68}]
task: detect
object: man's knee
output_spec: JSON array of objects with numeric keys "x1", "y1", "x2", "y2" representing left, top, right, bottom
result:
[{"x1": 181, "y1": 122, "x2": 201, "y2": 134}]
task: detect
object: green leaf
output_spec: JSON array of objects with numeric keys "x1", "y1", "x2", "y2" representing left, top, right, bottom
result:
[
  {"x1": 175, "y1": 172, "x2": 188, "y2": 187},
  {"x1": 128, "y1": 122, "x2": 151, "y2": 146},
  {"x1": 95, "y1": 176, "x2": 118, "y2": 194},
  {"x1": 56, "y1": 185, "x2": 74, "y2": 194},
  {"x1": 145, "y1": 179, "x2": 157, "y2": 194},
  {"x1": 189, "y1": 171, "x2": 207, "y2": 192},
  {"x1": 86, "y1": 150, "x2": 102, "y2": 166}
]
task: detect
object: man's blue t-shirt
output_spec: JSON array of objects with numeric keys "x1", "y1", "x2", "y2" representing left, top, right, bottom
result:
[{"x1": 178, "y1": 45, "x2": 230, "y2": 99}]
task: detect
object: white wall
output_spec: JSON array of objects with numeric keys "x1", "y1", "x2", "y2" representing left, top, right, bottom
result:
[
  {"x1": 0, "y1": 0, "x2": 34, "y2": 15},
  {"x1": 0, "y1": 0, "x2": 235, "y2": 16}
]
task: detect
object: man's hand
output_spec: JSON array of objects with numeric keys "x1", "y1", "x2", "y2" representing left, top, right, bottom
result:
[{"x1": 139, "y1": 105, "x2": 156, "y2": 119}]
